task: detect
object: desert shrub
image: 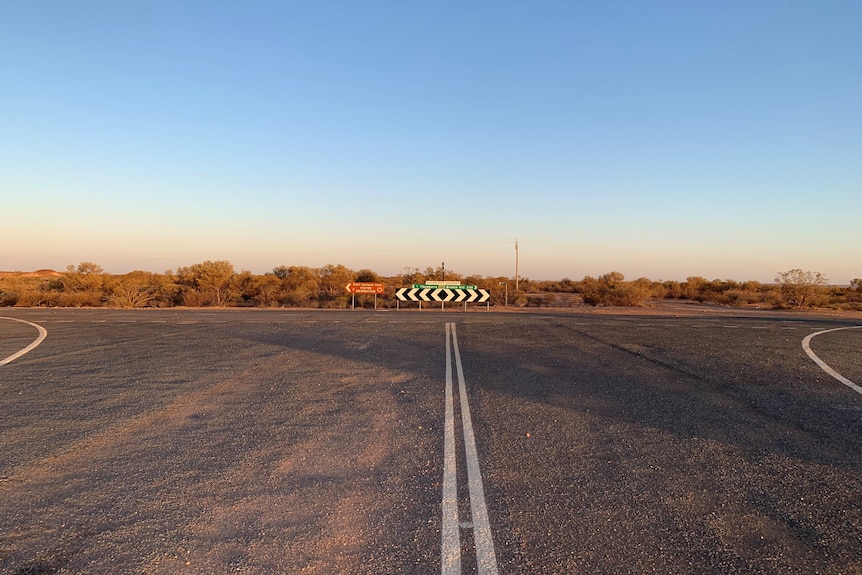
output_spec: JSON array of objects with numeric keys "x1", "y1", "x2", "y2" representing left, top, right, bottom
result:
[
  {"x1": 107, "y1": 272, "x2": 163, "y2": 308},
  {"x1": 281, "y1": 288, "x2": 311, "y2": 307},
  {"x1": 176, "y1": 261, "x2": 236, "y2": 306},
  {"x1": 579, "y1": 273, "x2": 655, "y2": 307},
  {"x1": 319, "y1": 264, "x2": 354, "y2": 300},
  {"x1": 320, "y1": 295, "x2": 350, "y2": 309},
  {"x1": 57, "y1": 289, "x2": 105, "y2": 307},
  {"x1": 179, "y1": 288, "x2": 208, "y2": 307},
  {"x1": 775, "y1": 269, "x2": 829, "y2": 308},
  {"x1": 527, "y1": 295, "x2": 546, "y2": 307},
  {"x1": 355, "y1": 269, "x2": 380, "y2": 282},
  {"x1": 15, "y1": 282, "x2": 61, "y2": 306},
  {"x1": 723, "y1": 289, "x2": 763, "y2": 307},
  {"x1": 681, "y1": 277, "x2": 707, "y2": 300},
  {"x1": 579, "y1": 276, "x2": 602, "y2": 306},
  {"x1": 251, "y1": 275, "x2": 284, "y2": 307},
  {"x1": 0, "y1": 292, "x2": 18, "y2": 306},
  {"x1": 662, "y1": 280, "x2": 683, "y2": 299},
  {"x1": 608, "y1": 283, "x2": 651, "y2": 306},
  {"x1": 62, "y1": 262, "x2": 106, "y2": 292}
]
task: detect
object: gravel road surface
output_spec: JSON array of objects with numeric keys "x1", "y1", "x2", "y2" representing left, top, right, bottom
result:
[{"x1": 1, "y1": 308, "x2": 860, "y2": 574}]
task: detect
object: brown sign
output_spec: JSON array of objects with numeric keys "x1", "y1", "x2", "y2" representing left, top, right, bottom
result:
[{"x1": 345, "y1": 282, "x2": 385, "y2": 294}]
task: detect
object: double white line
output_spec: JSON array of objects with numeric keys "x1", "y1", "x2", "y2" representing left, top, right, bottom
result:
[{"x1": 442, "y1": 322, "x2": 498, "y2": 575}]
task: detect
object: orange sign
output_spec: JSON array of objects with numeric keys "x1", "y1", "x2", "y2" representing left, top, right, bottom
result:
[{"x1": 345, "y1": 282, "x2": 385, "y2": 294}]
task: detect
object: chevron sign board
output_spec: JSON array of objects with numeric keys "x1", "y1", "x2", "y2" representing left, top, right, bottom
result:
[{"x1": 396, "y1": 287, "x2": 490, "y2": 303}]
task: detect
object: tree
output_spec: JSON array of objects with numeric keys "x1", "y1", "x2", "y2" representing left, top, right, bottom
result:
[
  {"x1": 681, "y1": 276, "x2": 707, "y2": 300},
  {"x1": 231, "y1": 270, "x2": 257, "y2": 306},
  {"x1": 271, "y1": 265, "x2": 290, "y2": 280},
  {"x1": 578, "y1": 272, "x2": 655, "y2": 307},
  {"x1": 108, "y1": 271, "x2": 159, "y2": 308},
  {"x1": 177, "y1": 260, "x2": 236, "y2": 306},
  {"x1": 355, "y1": 269, "x2": 379, "y2": 282},
  {"x1": 600, "y1": 271, "x2": 625, "y2": 288},
  {"x1": 252, "y1": 274, "x2": 284, "y2": 307},
  {"x1": 775, "y1": 269, "x2": 828, "y2": 309},
  {"x1": 401, "y1": 267, "x2": 424, "y2": 286},
  {"x1": 580, "y1": 276, "x2": 602, "y2": 306},
  {"x1": 283, "y1": 266, "x2": 321, "y2": 306},
  {"x1": 63, "y1": 261, "x2": 105, "y2": 292},
  {"x1": 318, "y1": 264, "x2": 353, "y2": 299}
]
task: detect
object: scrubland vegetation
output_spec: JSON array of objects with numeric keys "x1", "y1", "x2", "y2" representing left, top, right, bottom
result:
[{"x1": 1, "y1": 261, "x2": 860, "y2": 311}]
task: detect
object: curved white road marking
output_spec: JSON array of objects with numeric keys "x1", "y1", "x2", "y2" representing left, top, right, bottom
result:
[
  {"x1": 0, "y1": 317, "x2": 48, "y2": 366},
  {"x1": 802, "y1": 326, "x2": 862, "y2": 395}
]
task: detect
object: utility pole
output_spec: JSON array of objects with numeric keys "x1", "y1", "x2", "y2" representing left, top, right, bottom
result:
[
  {"x1": 441, "y1": 262, "x2": 445, "y2": 310},
  {"x1": 515, "y1": 239, "x2": 519, "y2": 292}
]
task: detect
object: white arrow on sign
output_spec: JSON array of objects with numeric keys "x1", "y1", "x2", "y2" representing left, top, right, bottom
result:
[
  {"x1": 396, "y1": 287, "x2": 492, "y2": 303},
  {"x1": 453, "y1": 290, "x2": 469, "y2": 303}
]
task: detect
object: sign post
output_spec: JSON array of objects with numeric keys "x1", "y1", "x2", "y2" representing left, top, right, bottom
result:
[{"x1": 345, "y1": 282, "x2": 385, "y2": 310}]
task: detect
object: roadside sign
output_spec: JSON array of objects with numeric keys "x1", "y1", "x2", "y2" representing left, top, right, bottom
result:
[
  {"x1": 423, "y1": 280, "x2": 463, "y2": 286},
  {"x1": 413, "y1": 284, "x2": 477, "y2": 290},
  {"x1": 397, "y1": 287, "x2": 490, "y2": 303},
  {"x1": 345, "y1": 282, "x2": 385, "y2": 294}
]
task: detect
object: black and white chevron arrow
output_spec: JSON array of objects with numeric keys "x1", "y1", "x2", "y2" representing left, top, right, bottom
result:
[{"x1": 396, "y1": 287, "x2": 490, "y2": 303}]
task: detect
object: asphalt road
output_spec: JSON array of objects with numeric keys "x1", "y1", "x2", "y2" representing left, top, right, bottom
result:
[{"x1": 1, "y1": 308, "x2": 861, "y2": 574}]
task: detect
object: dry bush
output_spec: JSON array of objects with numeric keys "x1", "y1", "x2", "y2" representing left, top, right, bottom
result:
[
  {"x1": 526, "y1": 295, "x2": 547, "y2": 307},
  {"x1": 320, "y1": 295, "x2": 350, "y2": 309},
  {"x1": 179, "y1": 288, "x2": 209, "y2": 307},
  {"x1": 108, "y1": 272, "x2": 160, "y2": 308},
  {"x1": 0, "y1": 291, "x2": 18, "y2": 306},
  {"x1": 580, "y1": 273, "x2": 655, "y2": 307},
  {"x1": 606, "y1": 283, "x2": 649, "y2": 306},
  {"x1": 252, "y1": 275, "x2": 284, "y2": 307},
  {"x1": 775, "y1": 269, "x2": 828, "y2": 309},
  {"x1": 721, "y1": 289, "x2": 754, "y2": 306},
  {"x1": 57, "y1": 290, "x2": 105, "y2": 307}
]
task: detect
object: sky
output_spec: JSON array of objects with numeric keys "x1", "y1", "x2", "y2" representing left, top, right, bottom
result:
[{"x1": 2, "y1": 1, "x2": 860, "y2": 283}]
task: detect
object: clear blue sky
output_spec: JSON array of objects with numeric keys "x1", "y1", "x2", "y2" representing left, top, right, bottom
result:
[{"x1": 3, "y1": 1, "x2": 860, "y2": 282}]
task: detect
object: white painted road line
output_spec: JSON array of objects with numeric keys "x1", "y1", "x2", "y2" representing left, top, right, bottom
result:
[
  {"x1": 450, "y1": 323, "x2": 499, "y2": 575},
  {"x1": 441, "y1": 324, "x2": 461, "y2": 575},
  {"x1": 0, "y1": 317, "x2": 48, "y2": 367},
  {"x1": 802, "y1": 326, "x2": 862, "y2": 395},
  {"x1": 441, "y1": 323, "x2": 499, "y2": 575}
]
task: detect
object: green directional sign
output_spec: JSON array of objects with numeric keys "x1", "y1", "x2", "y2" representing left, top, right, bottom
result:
[{"x1": 413, "y1": 284, "x2": 477, "y2": 290}]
